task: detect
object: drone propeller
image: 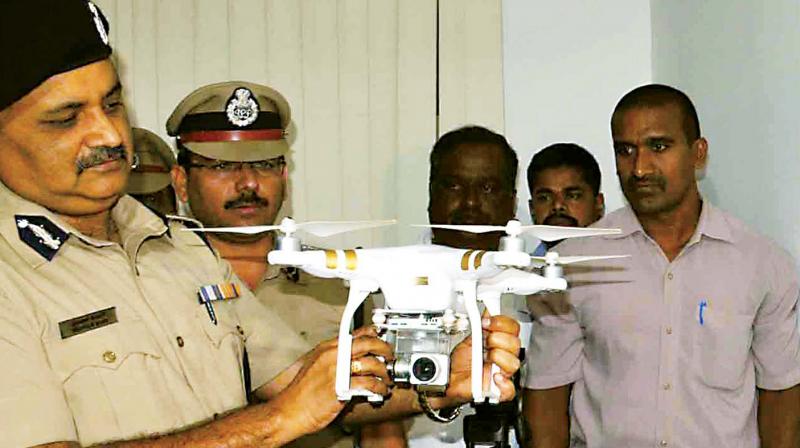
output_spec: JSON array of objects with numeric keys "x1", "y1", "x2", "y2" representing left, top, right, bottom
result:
[
  {"x1": 185, "y1": 217, "x2": 397, "y2": 237},
  {"x1": 530, "y1": 252, "x2": 629, "y2": 267},
  {"x1": 418, "y1": 220, "x2": 621, "y2": 241},
  {"x1": 299, "y1": 220, "x2": 397, "y2": 237}
]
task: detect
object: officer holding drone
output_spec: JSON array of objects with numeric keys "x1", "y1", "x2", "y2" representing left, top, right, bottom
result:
[
  {"x1": 168, "y1": 80, "x2": 408, "y2": 447},
  {"x1": 0, "y1": 1, "x2": 522, "y2": 446}
]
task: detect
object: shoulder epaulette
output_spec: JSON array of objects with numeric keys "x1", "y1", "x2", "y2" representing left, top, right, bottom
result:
[{"x1": 15, "y1": 215, "x2": 69, "y2": 261}]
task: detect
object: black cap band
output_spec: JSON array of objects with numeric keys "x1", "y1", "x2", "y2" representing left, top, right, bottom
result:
[
  {"x1": 176, "y1": 111, "x2": 283, "y2": 134},
  {"x1": 0, "y1": 0, "x2": 112, "y2": 111}
]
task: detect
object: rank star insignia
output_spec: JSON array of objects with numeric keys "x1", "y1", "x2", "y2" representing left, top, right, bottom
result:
[
  {"x1": 87, "y1": 1, "x2": 109, "y2": 45},
  {"x1": 226, "y1": 88, "x2": 260, "y2": 127}
]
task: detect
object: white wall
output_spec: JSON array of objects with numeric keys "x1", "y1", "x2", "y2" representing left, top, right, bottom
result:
[
  {"x1": 502, "y1": 0, "x2": 653, "y2": 223},
  {"x1": 651, "y1": 1, "x2": 800, "y2": 258}
]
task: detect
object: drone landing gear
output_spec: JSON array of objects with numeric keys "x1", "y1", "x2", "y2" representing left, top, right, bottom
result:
[
  {"x1": 335, "y1": 278, "x2": 381, "y2": 402},
  {"x1": 458, "y1": 280, "x2": 503, "y2": 404}
]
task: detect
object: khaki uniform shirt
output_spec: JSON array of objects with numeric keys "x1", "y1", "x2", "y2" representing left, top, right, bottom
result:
[
  {"x1": 254, "y1": 267, "x2": 356, "y2": 448},
  {"x1": 525, "y1": 203, "x2": 800, "y2": 447},
  {"x1": 0, "y1": 184, "x2": 306, "y2": 447}
]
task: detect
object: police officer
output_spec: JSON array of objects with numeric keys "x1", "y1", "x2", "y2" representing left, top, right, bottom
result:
[
  {"x1": 127, "y1": 127, "x2": 178, "y2": 215},
  {"x1": 0, "y1": 1, "x2": 522, "y2": 446},
  {"x1": 168, "y1": 81, "x2": 410, "y2": 447}
]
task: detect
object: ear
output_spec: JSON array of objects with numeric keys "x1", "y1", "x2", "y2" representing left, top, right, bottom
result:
[
  {"x1": 170, "y1": 165, "x2": 189, "y2": 203},
  {"x1": 594, "y1": 192, "x2": 605, "y2": 220},
  {"x1": 693, "y1": 137, "x2": 709, "y2": 171}
]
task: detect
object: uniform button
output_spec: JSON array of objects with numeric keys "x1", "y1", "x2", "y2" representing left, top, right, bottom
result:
[
  {"x1": 666, "y1": 327, "x2": 673, "y2": 335},
  {"x1": 663, "y1": 383, "x2": 671, "y2": 390},
  {"x1": 102, "y1": 351, "x2": 117, "y2": 363},
  {"x1": 667, "y1": 273, "x2": 673, "y2": 280},
  {"x1": 659, "y1": 441, "x2": 668, "y2": 447},
  {"x1": 300, "y1": 331, "x2": 307, "y2": 337},
  {"x1": 176, "y1": 336, "x2": 185, "y2": 347}
]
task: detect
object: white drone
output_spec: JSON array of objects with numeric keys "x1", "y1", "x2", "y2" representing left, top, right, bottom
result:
[{"x1": 189, "y1": 218, "x2": 625, "y2": 404}]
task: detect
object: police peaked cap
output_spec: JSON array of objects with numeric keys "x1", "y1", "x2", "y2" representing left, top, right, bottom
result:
[
  {"x1": 0, "y1": 0, "x2": 112, "y2": 112},
  {"x1": 167, "y1": 81, "x2": 292, "y2": 162},
  {"x1": 128, "y1": 128, "x2": 176, "y2": 195}
]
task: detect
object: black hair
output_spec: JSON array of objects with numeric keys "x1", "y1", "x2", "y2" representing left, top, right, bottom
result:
[
  {"x1": 429, "y1": 125, "x2": 518, "y2": 189},
  {"x1": 612, "y1": 84, "x2": 701, "y2": 142},
  {"x1": 527, "y1": 143, "x2": 601, "y2": 196},
  {"x1": 175, "y1": 142, "x2": 192, "y2": 167}
]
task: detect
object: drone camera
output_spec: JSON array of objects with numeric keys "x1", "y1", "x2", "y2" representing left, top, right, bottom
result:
[
  {"x1": 376, "y1": 310, "x2": 464, "y2": 393},
  {"x1": 388, "y1": 353, "x2": 450, "y2": 391}
]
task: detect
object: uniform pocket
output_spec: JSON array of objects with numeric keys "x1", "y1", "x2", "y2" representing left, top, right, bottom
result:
[
  {"x1": 194, "y1": 303, "x2": 245, "y2": 349},
  {"x1": 44, "y1": 319, "x2": 173, "y2": 444},
  {"x1": 693, "y1": 308, "x2": 753, "y2": 390},
  {"x1": 46, "y1": 319, "x2": 162, "y2": 380},
  {"x1": 194, "y1": 303, "x2": 248, "y2": 398}
]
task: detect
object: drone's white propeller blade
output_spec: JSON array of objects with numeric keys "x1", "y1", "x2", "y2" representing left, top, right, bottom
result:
[
  {"x1": 184, "y1": 225, "x2": 280, "y2": 235},
  {"x1": 531, "y1": 254, "x2": 629, "y2": 266},
  {"x1": 414, "y1": 224, "x2": 505, "y2": 234},
  {"x1": 520, "y1": 225, "x2": 621, "y2": 242},
  {"x1": 298, "y1": 220, "x2": 397, "y2": 237}
]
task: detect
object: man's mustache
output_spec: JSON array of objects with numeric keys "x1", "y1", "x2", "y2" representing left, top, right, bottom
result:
[
  {"x1": 224, "y1": 191, "x2": 269, "y2": 209},
  {"x1": 627, "y1": 174, "x2": 666, "y2": 191},
  {"x1": 543, "y1": 212, "x2": 578, "y2": 227},
  {"x1": 76, "y1": 145, "x2": 127, "y2": 173}
]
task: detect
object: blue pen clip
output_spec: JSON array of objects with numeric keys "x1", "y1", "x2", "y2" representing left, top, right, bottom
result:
[{"x1": 698, "y1": 299, "x2": 708, "y2": 325}]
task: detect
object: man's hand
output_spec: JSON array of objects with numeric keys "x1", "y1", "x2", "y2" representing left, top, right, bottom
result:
[
  {"x1": 270, "y1": 326, "x2": 395, "y2": 437},
  {"x1": 447, "y1": 314, "x2": 521, "y2": 404}
]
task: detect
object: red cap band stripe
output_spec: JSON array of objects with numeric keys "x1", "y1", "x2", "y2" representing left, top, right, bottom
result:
[{"x1": 179, "y1": 129, "x2": 284, "y2": 143}]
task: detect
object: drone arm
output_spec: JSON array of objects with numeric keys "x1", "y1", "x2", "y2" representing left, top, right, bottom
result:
[{"x1": 335, "y1": 278, "x2": 380, "y2": 402}]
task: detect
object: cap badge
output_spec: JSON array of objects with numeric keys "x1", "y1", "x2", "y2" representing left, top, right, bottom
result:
[
  {"x1": 226, "y1": 88, "x2": 260, "y2": 128},
  {"x1": 87, "y1": 2, "x2": 109, "y2": 45}
]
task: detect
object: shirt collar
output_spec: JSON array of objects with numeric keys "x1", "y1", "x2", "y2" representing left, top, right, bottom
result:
[
  {"x1": 691, "y1": 200, "x2": 734, "y2": 243},
  {"x1": 604, "y1": 200, "x2": 734, "y2": 244},
  {"x1": 113, "y1": 195, "x2": 171, "y2": 261},
  {"x1": 0, "y1": 182, "x2": 169, "y2": 268}
]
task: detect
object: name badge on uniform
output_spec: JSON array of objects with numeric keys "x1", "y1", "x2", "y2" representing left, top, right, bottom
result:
[
  {"x1": 59, "y1": 307, "x2": 118, "y2": 339},
  {"x1": 197, "y1": 283, "x2": 241, "y2": 325}
]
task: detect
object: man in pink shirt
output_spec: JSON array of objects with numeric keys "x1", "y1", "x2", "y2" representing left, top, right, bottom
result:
[{"x1": 523, "y1": 84, "x2": 800, "y2": 447}]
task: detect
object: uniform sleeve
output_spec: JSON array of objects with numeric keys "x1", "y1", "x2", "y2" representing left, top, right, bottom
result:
[
  {"x1": 524, "y1": 289, "x2": 585, "y2": 389},
  {"x1": 0, "y1": 292, "x2": 78, "y2": 446},
  {"x1": 752, "y1": 247, "x2": 800, "y2": 390}
]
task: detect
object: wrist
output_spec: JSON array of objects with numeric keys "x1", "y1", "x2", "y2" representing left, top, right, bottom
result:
[
  {"x1": 262, "y1": 388, "x2": 319, "y2": 444},
  {"x1": 417, "y1": 391, "x2": 462, "y2": 423},
  {"x1": 416, "y1": 390, "x2": 463, "y2": 410}
]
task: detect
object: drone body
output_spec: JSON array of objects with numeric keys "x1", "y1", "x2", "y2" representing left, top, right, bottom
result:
[
  {"x1": 189, "y1": 218, "x2": 625, "y2": 404},
  {"x1": 270, "y1": 244, "x2": 552, "y2": 312}
]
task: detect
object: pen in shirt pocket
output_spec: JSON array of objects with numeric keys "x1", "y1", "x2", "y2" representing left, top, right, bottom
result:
[{"x1": 698, "y1": 299, "x2": 708, "y2": 325}]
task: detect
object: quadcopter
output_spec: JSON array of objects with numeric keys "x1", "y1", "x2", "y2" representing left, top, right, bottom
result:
[{"x1": 188, "y1": 218, "x2": 625, "y2": 404}]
